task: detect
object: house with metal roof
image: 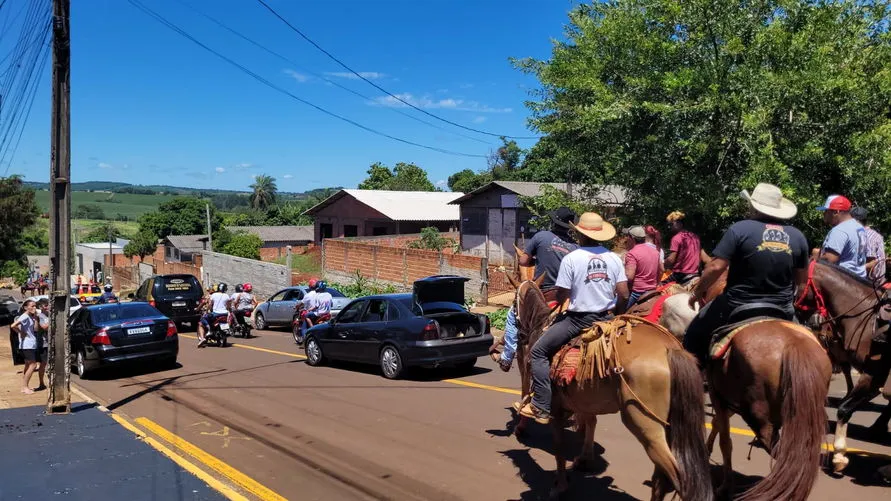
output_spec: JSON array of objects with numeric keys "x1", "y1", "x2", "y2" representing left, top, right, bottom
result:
[
  {"x1": 226, "y1": 225, "x2": 314, "y2": 260},
  {"x1": 448, "y1": 181, "x2": 628, "y2": 265},
  {"x1": 163, "y1": 235, "x2": 209, "y2": 263},
  {"x1": 303, "y1": 189, "x2": 463, "y2": 242}
]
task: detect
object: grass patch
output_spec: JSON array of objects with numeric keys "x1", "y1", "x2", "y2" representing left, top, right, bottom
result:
[
  {"x1": 33, "y1": 190, "x2": 177, "y2": 221},
  {"x1": 274, "y1": 252, "x2": 321, "y2": 275}
]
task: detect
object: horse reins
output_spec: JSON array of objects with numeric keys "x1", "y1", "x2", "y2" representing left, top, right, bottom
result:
[{"x1": 795, "y1": 260, "x2": 887, "y2": 333}]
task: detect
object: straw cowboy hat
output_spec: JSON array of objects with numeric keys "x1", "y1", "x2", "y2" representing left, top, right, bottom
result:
[
  {"x1": 570, "y1": 212, "x2": 616, "y2": 241},
  {"x1": 741, "y1": 183, "x2": 797, "y2": 220}
]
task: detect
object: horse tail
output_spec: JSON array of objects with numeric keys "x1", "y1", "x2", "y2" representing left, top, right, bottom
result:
[
  {"x1": 667, "y1": 348, "x2": 714, "y2": 501},
  {"x1": 737, "y1": 335, "x2": 829, "y2": 501}
]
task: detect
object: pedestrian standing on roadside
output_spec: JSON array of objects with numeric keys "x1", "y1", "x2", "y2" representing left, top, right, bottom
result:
[
  {"x1": 35, "y1": 298, "x2": 50, "y2": 390},
  {"x1": 10, "y1": 299, "x2": 39, "y2": 394}
]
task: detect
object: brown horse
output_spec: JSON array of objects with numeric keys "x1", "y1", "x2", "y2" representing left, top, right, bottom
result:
[
  {"x1": 796, "y1": 261, "x2": 891, "y2": 472},
  {"x1": 513, "y1": 279, "x2": 714, "y2": 501}
]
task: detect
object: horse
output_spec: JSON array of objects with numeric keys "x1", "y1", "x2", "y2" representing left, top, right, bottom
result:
[
  {"x1": 795, "y1": 260, "x2": 891, "y2": 472},
  {"x1": 512, "y1": 279, "x2": 714, "y2": 501}
]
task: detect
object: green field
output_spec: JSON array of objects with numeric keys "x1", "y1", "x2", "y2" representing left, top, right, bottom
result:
[{"x1": 33, "y1": 190, "x2": 176, "y2": 221}]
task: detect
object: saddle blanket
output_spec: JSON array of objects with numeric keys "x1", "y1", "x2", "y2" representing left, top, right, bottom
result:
[{"x1": 709, "y1": 317, "x2": 820, "y2": 360}]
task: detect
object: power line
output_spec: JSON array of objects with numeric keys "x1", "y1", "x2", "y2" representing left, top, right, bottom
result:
[
  {"x1": 127, "y1": 0, "x2": 486, "y2": 158},
  {"x1": 254, "y1": 0, "x2": 540, "y2": 141},
  {"x1": 171, "y1": 0, "x2": 491, "y2": 146}
]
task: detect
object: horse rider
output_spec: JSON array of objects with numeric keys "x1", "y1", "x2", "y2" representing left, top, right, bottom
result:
[
  {"x1": 623, "y1": 225, "x2": 664, "y2": 308},
  {"x1": 817, "y1": 194, "x2": 868, "y2": 279},
  {"x1": 683, "y1": 183, "x2": 809, "y2": 365},
  {"x1": 518, "y1": 212, "x2": 628, "y2": 424},
  {"x1": 851, "y1": 207, "x2": 886, "y2": 284},
  {"x1": 664, "y1": 211, "x2": 711, "y2": 284},
  {"x1": 491, "y1": 207, "x2": 579, "y2": 372}
]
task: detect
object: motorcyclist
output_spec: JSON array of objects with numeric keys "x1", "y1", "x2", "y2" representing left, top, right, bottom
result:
[
  {"x1": 300, "y1": 279, "x2": 320, "y2": 327},
  {"x1": 97, "y1": 284, "x2": 118, "y2": 304},
  {"x1": 230, "y1": 283, "x2": 257, "y2": 331},
  {"x1": 313, "y1": 282, "x2": 333, "y2": 322},
  {"x1": 198, "y1": 283, "x2": 230, "y2": 347}
]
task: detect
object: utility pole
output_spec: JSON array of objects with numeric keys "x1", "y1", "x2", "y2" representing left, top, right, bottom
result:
[
  {"x1": 205, "y1": 203, "x2": 213, "y2": 250},
  {"x1": 47, "y1": 0, "x2": 71, "y2": 414},
  {"x1": 107, "y1": 224, "x2": 113, "y2": 284}
]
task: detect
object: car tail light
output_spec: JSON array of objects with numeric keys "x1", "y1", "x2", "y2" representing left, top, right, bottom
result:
[
  {"x1": 91, "y1": 327, "x2": 111, "y2": 345},
  {"x1": 166, "y1": 320, "x2": 177, "y2": 338},
  {"x1": 149, "y1": 300, "x2": 156, "y2": 308},
  {"x1": 421, "y1": 322, "x2": 439, "y2": 341}
]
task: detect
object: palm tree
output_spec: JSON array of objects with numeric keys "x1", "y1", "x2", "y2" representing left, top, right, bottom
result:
[{"x1": 250, "y1": 174, "x2": 277, "y2": 210}]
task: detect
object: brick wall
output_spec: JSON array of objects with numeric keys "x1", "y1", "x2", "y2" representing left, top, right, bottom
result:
[{"x1": 322, "y1": 239, "x2": 490, "y2": 303}]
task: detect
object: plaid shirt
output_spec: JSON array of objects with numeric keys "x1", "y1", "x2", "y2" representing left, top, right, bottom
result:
[{"x1": 864, "y1": 226, "x2": 886, "y2": 282}]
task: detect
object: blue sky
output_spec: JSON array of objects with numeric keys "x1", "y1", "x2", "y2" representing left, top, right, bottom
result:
[{"x1": 2, "y1": 0, "x2": 579, "y2": 192}]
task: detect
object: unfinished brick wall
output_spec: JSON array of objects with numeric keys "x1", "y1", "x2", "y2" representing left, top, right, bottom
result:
[{"x1": 322, "y1": 239, "x2": 490, "y2": 303}]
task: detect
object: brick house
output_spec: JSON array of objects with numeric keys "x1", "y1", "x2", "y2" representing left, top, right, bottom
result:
[
  {"x1": 226, "y1": 225, "x2": 313, "y2": 261},
  {"x1": 303, "y1": 189, "x2": 462, "y2": 243},
  {"x1": 448, "y1": 181, "x2": 627, "y2": 265}
]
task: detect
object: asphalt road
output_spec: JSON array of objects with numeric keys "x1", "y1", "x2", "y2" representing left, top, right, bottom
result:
[{"x1": 67, "y1": 327, "x2": 891, "y2": 500}]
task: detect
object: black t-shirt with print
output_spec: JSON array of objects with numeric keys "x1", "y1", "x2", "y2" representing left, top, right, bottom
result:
[
  {"x1": 525, "y1": 230, "x2": 579, "y2": 289},
  {"x1": 712, "y1": 219, "x2": 809, "y2": 306}
]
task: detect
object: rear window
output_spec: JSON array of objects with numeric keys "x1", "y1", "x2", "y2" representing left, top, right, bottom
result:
[
  {"x1": 91, "y1": 304, "x2": 161, "y2": 324},
  {"x1": 326, "y1": 288, "x2": 345, "y2": 298},
  {"x1": 396, "y1": 297, "x2": 423, "y2": 316},
  {"x1": 156, "y1": 276, "x2": 201, "y2": 297}
]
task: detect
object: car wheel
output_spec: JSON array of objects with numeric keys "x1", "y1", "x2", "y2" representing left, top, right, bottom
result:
[
  {"x1": 76, "y1": 350, "x2": 91, "y2": 380},
  {"x1": 305, "y1": 337, "x2": 324, "y2": 366},
  {"x1": 455, "y1": 357, "x2": 477, "y2": 373},
  {"x1": 254, "y1": 312, "x2": 267, "y2": 330},
  {"x1": 380, "y1": 345, "x2": 404, "y2": 380}
]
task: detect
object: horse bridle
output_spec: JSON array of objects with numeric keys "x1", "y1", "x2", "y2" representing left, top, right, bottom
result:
[{"x1": 795, "y1": 260, "x2": 887, "y2": 331}]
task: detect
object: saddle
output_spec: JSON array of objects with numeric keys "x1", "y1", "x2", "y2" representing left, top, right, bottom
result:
[
  {"x1": 550, "y1": 315, "x2": 675, "y2": 387},
  {"x1": 709, "y1": 305, "x2": 817, "y2": 360}
]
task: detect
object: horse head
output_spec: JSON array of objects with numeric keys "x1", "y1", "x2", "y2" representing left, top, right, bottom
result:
[{"x1": 512, "y1": 274, "x2": 550, "y2": 348}]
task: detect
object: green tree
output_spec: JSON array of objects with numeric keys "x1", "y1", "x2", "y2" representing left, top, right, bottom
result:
[
  {"x1": 221, "y1": 232, "x2": 262, "y2": 260},
  {"x1": 82, "y1": 222, "x2": 125, "y2": 244},
  {"x1": 518, "y1": 185, "x2": 597, "y2": 230},
  {"x1": 358, "y1": 162, "x2": 436, "y2": 191},
  {"x1": 515, "y1": 0, "x2": 891, "y2": 245},
  {"x1": 447, "y1": 169, "x2": 491, "y2": 193},
  {"x1": 250, "y1": 174, "x2": 278, "y2": 210},
  {"x1": 138, "y1": 197, "x2": 221, "y2": 239},
  {"x1": 407, "y1": 227, "x2": 457, "y2": 252},
  {"x1": 488, "y1": 137, "x2": 525, "y2": 179},
  {"x1": 123, "y1": 231, "x2": 158, "y2": 262},
  {"x1": 0, "y1": 176, "x2": 40, "y2": 263},
  {"x1": 73, "y1": 203, "x2": 106, "y2": 220}
]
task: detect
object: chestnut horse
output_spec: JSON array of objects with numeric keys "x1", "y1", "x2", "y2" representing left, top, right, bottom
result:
[
  {"x1": 512, "y1": 279, "x2": 713, "y2": 501},
  {"x1": 795, "y1": 261, "x2": 891, "y2": 472}
]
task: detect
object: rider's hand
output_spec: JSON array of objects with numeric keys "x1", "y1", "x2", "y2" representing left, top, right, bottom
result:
[{"x1": 688, "y1": 293, "x2": 701, "y2": 310}]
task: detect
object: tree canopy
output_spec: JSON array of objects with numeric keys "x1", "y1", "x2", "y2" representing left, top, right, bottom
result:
[
  {"x1": 123, "y1": 231, "x2": 159, "y2": 262},
  {"x1": 515, "y1": 0, "x2": 891, "y2": 245},
  {"x1": 0, "y1": 176, "x2": 40, "y2": 263},
  {"x1": 358, "y1": 162, "x2": 437, "y2": 191},
  {"x1": 138, "y1": 197, "x2": 221, "y2": 239},
  {"x1": 221, "y1": 232, "x2": 262, "y2": 260},
  {"x1": 250, "y1": 174, "x2": 278, "y2": 210}
]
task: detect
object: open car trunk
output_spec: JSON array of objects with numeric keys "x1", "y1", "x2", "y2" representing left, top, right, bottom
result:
[{"x1": 413, "y1": 276, "x2": 484, "y2": 339}]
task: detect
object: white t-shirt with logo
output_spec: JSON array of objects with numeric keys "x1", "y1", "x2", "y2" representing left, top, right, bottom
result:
[
  {"x1": 210, "y1": 292, "x2": 230, "y2": 314},
  {"x1": 554, "y1": 246, "x2": 627, "y2": 313},
  {"x1": 302, "y1": 290, "x2": 318, "y2": 310}
]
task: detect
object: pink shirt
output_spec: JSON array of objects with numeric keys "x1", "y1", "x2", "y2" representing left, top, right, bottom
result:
[
  {"x1": 625, "y1": 243, "x2": 660, "y2": 292},
  {"x1": 670, "y1": 231, "x2": 702, "y2": 275}
]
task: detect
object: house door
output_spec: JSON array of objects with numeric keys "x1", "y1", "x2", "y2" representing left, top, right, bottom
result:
[
  {"x1": 487, "y1": 209, "x2": 503, "y2": 266},
  {"x1": 501, "y1": 209, "x2": 517, "y2": 266}
]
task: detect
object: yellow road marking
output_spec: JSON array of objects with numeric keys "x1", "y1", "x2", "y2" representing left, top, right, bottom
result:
[
  {"x1": 136, "y1": 417, "x2": 288, "y2": 501},
  {"x1": 109, "y1": 414, "x2": 249, "y2": 501},
  {"x1": 183, "y1": 333, "x2": 891, "y2": 459}
]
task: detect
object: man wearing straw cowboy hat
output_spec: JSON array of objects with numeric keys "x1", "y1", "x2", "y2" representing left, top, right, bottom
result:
[
  {"x1": 684, "y1": 183, "x2": 809, "y2": 364},
  {"x1": 519, "y1": 212, "x2": 629, "y2": 424}
]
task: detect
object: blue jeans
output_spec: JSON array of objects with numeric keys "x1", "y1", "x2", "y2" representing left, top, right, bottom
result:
[{"x1": 501, "y1": 307, "x2": 518, "y2": 364}]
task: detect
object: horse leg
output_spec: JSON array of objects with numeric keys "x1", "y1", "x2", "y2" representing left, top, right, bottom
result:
[
  {"x1": 550, "y1": 407, "x2": 570, "y2": 501},
  {"x1": 515, "y1": 348, "x2": 530, "y2": 438},
  {"x1": 620, "y1": 406, "x2": 679, "y2": 501},
  {"x1": 711, "y1": 403, "x2": 734, "y2": 499},
  {"x1": 833, "y1": 375, "x2": 878, "y2": 473},
  {"x1": 867, "y1": 401, "x2": 891, "y2": 439},
  {"x1": 572, "y1": 415, "x2": 598, "y2": 472},
  {"x1": 842, "y1": 364, "x2": 854, "y2": 395}
]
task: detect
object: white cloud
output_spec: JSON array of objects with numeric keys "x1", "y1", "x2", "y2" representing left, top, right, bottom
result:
[
  {"x1": 215, "y1": 167, "x2": 225, "y2": 173},
  {"x1": 284, "y1": 69, "x2": 309, "y2": 83},
  {"x1": 98, "y1": 162, "x2": 113, "y2": 169},
  {"x1": 283, "y1": 174, "x2": 294, "y2": 179},
  {"x1": 459, "y1": 83, "x2": 474, "y2": 89},
  {"x1": 472, "y1": 116, "x2": 487, "y2": 123},
  {"x1": 325, "y1": 71, "x2": 385, "y2": 80},
  {"x1": 371, "y1": 93, "x2": 511, "y2": 113},
  {"x1": 435, "y1": 179, "x2": 447, "y2": 187}
]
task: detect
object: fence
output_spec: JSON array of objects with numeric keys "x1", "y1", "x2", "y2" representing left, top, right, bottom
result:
[{"x1": 321, "y1": 239, "x2": 491, "y2": 304}]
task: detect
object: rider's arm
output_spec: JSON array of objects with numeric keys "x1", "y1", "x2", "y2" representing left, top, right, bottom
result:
[
  {"x1": 663, "y1": 250, "x2": 677, "y2": 270},
  {"x1": 700, "y1": 249, "x2": 712, "y2": 265},
  {"x1": 614, "y1": 281, "x2": 630, "y2": 315},
  {"x1": 819, "y1": 228, "x2": 844, "y2": 265},
  {"x1": 692, "y1": 257, "x2": 729, "y2": 302},
  {"x1": 794, "y1": 267, "x2": 809, "y2": 298},
  {"x1": 820, "y1": 249, "x2": 841, "y2": 265}
]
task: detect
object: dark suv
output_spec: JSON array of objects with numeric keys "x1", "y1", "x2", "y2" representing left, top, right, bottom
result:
[{"x1": 131, "y1": 274, "x2": 204, "y2": 329}]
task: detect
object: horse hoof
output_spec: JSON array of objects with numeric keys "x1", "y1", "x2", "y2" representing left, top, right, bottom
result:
[{"x1": 832, "y1": 454, "x2": 850, "y2": 473}]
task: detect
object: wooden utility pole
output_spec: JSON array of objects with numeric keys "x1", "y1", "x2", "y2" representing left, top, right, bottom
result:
[
  {"x1": 205, "y1": 203, "x2": 213, "y2": 250},
  {"x1": 47, "y1": 0, "x2": 71, "y2": 414}
]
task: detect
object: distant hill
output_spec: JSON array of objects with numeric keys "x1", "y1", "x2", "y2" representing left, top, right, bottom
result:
[{"x1": 23, "y1": 181, "x2": 342, "y2": 199}]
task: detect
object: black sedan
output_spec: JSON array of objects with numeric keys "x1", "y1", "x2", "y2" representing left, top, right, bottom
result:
[
  {"x1": 304, "y1": 276, "x2": 493, "y2": 379},
  {"x1": 69, "y1": 302, "x2": 179, "y2": 379}
]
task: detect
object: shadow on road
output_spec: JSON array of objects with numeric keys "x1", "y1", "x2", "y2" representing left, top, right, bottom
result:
[
  {"x1": 323, "y1": 359, "x2": 492, "y2": 382},
  {"x1": 824, "y1": 451, "x2": 891, "y2": 488}
]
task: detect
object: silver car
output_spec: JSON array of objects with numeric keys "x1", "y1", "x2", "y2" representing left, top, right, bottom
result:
[{"x1": 252, "y1": 286, "x2": 349, "y2": 330}]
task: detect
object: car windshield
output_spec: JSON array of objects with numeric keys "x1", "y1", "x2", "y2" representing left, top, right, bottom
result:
[
  {"x1": 91, "y1": 304, "x2": 161, "y2": 325},
  {"x1": 157, "y1": 276, "x2": 201, "y2": 297}
]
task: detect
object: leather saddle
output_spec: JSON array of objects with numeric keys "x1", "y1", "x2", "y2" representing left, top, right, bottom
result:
[{"x1": 727, "y1": 302, "x2": 790, "y2": 323}]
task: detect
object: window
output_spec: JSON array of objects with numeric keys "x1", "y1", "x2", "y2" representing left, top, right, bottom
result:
[
  {"x1": 319, "y1": 224, "x2": 333, "y2": 239},
  {"x1": 361, "y1": 299, "x2": 388, "y2": 323},
  {"x1": 343, "y1": 225, "x2": 358, "y2": 237},
  {"x1": 337, "y1": 300, "x2": 367, "y2": 323},
  {"x1": 283, "y1": 289, "x2": 303, "y2": 301},
  {"x1": 269, "y1": 290, "x2": 287, "y2": 302}
]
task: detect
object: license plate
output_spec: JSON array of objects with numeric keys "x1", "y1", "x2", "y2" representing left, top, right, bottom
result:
[
  {"x1": 172, "y1": 301, "x2": 186, "y2": 307},
  {"x1": 219, "y1": 323, "x2": 229, "y2": 330},
  {"x1": 127, "y1": 327, "x2": 151, "y2": 335}
]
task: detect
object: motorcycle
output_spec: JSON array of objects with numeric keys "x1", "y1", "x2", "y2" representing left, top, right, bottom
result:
[
  {"x1": 205, "y1": 314, "x2": 230, "y2": 347},
  {"x1": 292, "y1": 305, "x2": 330, "y2": 345},
  {"x1": 231, "y1": 309, "x2": 253, "y2": 338}
]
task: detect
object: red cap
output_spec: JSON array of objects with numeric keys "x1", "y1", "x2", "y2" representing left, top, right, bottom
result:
[{"x1": 816, "y1": 195, "x2": 852, "y2": 212}]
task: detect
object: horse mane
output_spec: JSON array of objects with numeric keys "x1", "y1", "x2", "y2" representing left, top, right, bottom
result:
[
  {"x1": 816, "y1": 260, "x2": 876, "y2": 289},
  {"x1": 516, "y1": 281, "x2": 551, "y2": 346}
]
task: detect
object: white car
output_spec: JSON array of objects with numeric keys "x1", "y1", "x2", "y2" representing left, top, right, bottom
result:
[{"x1": 27, "y1": 295, "x2": 83, "y2": 314}]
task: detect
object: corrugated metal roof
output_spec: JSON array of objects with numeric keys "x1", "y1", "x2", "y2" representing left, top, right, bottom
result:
[
  {"x1": 226, "y1": 225, "x2": 313, "y2": 243},
  {"x1": 449, "y1": 181, "x2": 628, "y2": 206},
  {"x1": 166, "y1": 235, "x2": 208, "y2": 252},
  {"x1": 304, "y1": 189, "x2": 463, "y2": 222}
]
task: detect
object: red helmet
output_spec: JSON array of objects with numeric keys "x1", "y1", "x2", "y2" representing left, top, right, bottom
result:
[
  {"x1": 307, "y1": 278, "x2": 318, "y2": 289},
  {"x1": 243, "y1": 283, "x2": 253, "y2": 292}
]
